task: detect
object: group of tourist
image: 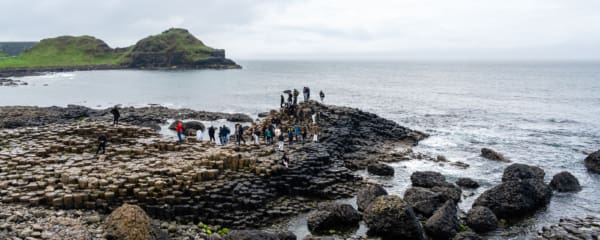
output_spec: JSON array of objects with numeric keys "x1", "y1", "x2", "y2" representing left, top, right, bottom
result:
[{"x1": 96, "y1": 87, "x2": 326, "y2": 170}]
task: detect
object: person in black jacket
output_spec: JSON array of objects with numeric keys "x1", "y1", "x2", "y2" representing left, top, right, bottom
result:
[
  {"x1": 96, "y1": 134, "x2": 108, "y2": 155},
  {"x1": 110, "y1": 106, "x2": 120, "y2": 126},
  {"x1": 280, "y1": 95, "x2": 285, "y2": 108},
  {"x1": 208, "y1": 126, "x2": 216, "y2": 143}
]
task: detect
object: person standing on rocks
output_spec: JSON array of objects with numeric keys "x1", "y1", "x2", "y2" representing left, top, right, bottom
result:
[
  {"x1": 280, "y1": 94, "x2": 285, "y2": 108},
  {"x1": 287, "y1": 92, "x2": 293, "y2": 106},
  {"x1": 294, "y1": 123, "x2": 300, "y2": 143},
  {"x1": 223, "y1": 125, "x2": 231, "y2": 144},
  {"x1": 110, "y1": 106, "x2": 120, "y2": 126},
  {"x1": 278, "y1": 132, "x2": 285, "y2": 151},
  {"x1": 301, "y1": 126, "x2": 308, "y2": 144},
  {"x1": 312, "y1": 124, "x2": 319, "y2": 142},
  {"x1": 208, "y1": 126, "x2": 216, "y2": 143},
  {"x1": 293, "y1": 88, "x2": 299, "y2": 105},
  {"x1": 319, "y1": 90, "x2": 325, "y2": 103},
  {"x1": 253, "y1": 127, "x2": 260, "y2": 145},
  {"x1": 176, "y1": 121, "x2": 184, "y2": 144},
  {"x1": 196, "y1": 128, "x2": 203, "y2": 143},
  {"x1": 303, "y1": 87, "x2": 310, "y2": 102},
  {"x1": 266, "y1": 127, "x2": 273, "y2": 145},
  {"x1": 281, "y1": 151, "x2": 290, "y2": 168},
  {"x1": 96, "y1": 134, "x2": 108, "y2": 155},
  {"x1": 287, "y1": 126, "x2": 294, "y2": 145}
]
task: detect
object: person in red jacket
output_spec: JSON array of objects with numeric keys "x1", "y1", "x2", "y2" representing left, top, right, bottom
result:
[{"x1": 176, "y1": 121, "x2": 184, "y2": 144}]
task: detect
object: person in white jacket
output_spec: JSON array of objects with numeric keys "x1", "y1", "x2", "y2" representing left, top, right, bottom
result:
[{"x1": 196, "y1": 129, "x2": 203, "y2": 142}]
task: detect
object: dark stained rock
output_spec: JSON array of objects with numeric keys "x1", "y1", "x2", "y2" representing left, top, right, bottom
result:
[
  {"x1": 456, "y1": 178, "x2": 480, "y2": 189},
  {"x1": 466, "y1": 206, "x2": 498, "y2": 233},
  {"x1": 584, "y1": 150, "x2": 600, "y2": 174},
  {"x1": 410, "y1": 171, "x2": 449, "y2": 188},
  {"x1": 404, "y1": 187, "x2": 446, "y2": 218},
  {"x1": 364, "y1": 195, "x2": 425, "y2": 240},
  {"x1": 307, "y1": 203, "x2": 361, "y2": 234},
  {"x1": 302, "y1": 236, "x2": 334, "y2": 240},
  {"x1": 424, "y1": 200, "x2": 460, "y2": 240},
  {"x1": 502, "y1": 163, "x2": 545, "y2": 182},
  {"x1": 473, "y1": 179, "x2": 552, "y2": 219},
  {"x1": 357, "y1": 184, "x2": 388, "y2": 212},
  {"x1": 481, "y1": 148, "x2": 510, "y2": 162},
  {"x1": 452, "y1": 232, "x2": 483, "y2": 240},
  {"x1": 549, "y1": 171, "x2": 581, "y2": 192},
  {"x1": 430, "y1": 186, "x2": 462, "y2": 203},
  {"x1": 224, "y1": 230, "x2": 295, "y2": 240},
  {"x1": 104, "y1": 204, "x2": 169, "y2": 240},
  {"x1": 367, "y1": 162, "x2": 394, "y2": 176}
]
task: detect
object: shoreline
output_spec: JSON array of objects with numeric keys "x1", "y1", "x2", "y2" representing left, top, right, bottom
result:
[{"x1": 0, "y1": 63, "x2": 242, "y2": 78}]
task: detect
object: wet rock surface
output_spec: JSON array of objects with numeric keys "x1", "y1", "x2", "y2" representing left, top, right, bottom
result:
[
  {"x1": 410, "y1": 171, "x2": 450, "y2": 188},
  {"x1": 536, "y1": 216, "x2": 600, "y2": 240},
  {"x1": 307, "y1": 203, "x2": 361, "y2": 234},
  {"x1": 466, "y1": 206, "x2": 498, "y2": 233},
  {"x1": 223, "y1": 230, "x2": 295, "y2": 240},
  {"x1": 0, "y1": 105, "x2": 253, "y2": 129},
  {"x1": 473, "y1": 178, "x2": 552, "y2": 219},
  {"x1": 456, "y1": 178, "x2": 479, "y2": 189},
  {"x1": 452, "y1": 231, "x2": 483, "y2": 240},
  {"x1": 584, "y1": 150, "x2": 600, "y2": 174},
  {"x1": 549, "y1": 171, "x2": 581, "y2": 192},
  {"x1": 480, "y1": 148, "x2": 510, "y2": 162},
  {"x1": 0, "y1": 78, "x2": 28, "y2": 86},
  {"x1": 356, "y1": 184, "x2": 388, "y2": 212},
  {"x1": 363, "y1": 195, "x2": 424, "y2": 240},
  {"x1": 424, "y1": 200, "x2": 460, "y2": 240},
  {"x1": 366, "y1": 162, "x2": 394, "y2": 176},
  {"x1": 502, "y1": 163, "x2": 545, "y2": 182}
]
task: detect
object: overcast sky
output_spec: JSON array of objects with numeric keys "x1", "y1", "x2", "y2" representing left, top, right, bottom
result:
[{"x1": 1, "y1": 0, "x2": 599, "y2": 60}]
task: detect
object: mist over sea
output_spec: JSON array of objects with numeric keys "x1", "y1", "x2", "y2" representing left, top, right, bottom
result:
[{"x1": 2, "y1": 60, "x2": 600, "y2": 238}]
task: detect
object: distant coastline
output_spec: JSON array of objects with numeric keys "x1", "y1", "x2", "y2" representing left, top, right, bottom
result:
[{"x1": 0, "y1": 28, "x2": 241, "y2": 77}]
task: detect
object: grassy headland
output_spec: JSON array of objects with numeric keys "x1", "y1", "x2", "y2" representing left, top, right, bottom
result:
[{"x1": 0, "y1": 28, "x2": 239, "y2": 70}]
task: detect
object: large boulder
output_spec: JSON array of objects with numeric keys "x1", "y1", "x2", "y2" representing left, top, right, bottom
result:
[
  {"x1": 357, "y1": 184, "x2": 388, "y2": 212},
  {"x1": 502, "y1": 163, "x2": 545, "y2": 182},
  {"x1": 549, "y1": 171, "x2": 581, "y2": 192},
  {"x1": 367, "y1": 162, "x2": 394, "y2": 176},
  {"x1": 168, "y1": 120, "x2": 205, "y2": 132},
  {"x1": 472, "y1": 179, "x2": 552, "y2": 218},
  {"x1": 410, "y1": 171, "x2": 449, "y2": 188},
  {"x1": 404, "y1": 187, "x2": 446, "y2": 217},
  {"x1": 224, "y1": 230, "x2": 295, "y2": 240},
  {"x1": 452, "y1": 232, "x2": 483, "y2": 240},
  {"x1": 466, "y1": 206, "x2": 498, "y2": 233},
  {"x1": 364, "y1": 195, "x2": 425, "y2": 240},
  {"x1": 307, "y1": 203, "x2": 361, "y2": 234},
  {"x1": 424, "y1": 200, "x2": 460, "y2": 240},
  {"x1": 584, "y1": 150, "x2": 600, "y2": 174},
  {"x1": 481, "y1": 148, "x2": 510, "y2": 162},
  {"x1": 456, "y1": 178, "x2": 480, "y2": 189},
  {"x1": 104, "y1": 204, "x2": 169, "y2": 240}
]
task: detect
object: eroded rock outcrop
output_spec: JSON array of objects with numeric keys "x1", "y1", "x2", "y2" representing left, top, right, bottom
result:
[
  {"x1": 502, "y1": 163, "x2": 545, "y2": 182},
  {"x1": 584, "y1": 150, "x2": 600, "y2": 174},
  {"x1": 473, "y1": 179, "x2": 552, "y2": 219},
  {"x1": 549, "y1": 171, "x2": 581, "y2": 192},
  {"x1": 356, "y1": 184, "x2": 388, "y2": 212},
  {"x1": 364, "y1": 195, "x2": 424, "y2": 240},
  {"x1": 306, "y1": 203, "x2": 361, "y2": 234},
  {"x1": 466, "y1": 206, "x2": 498, "y2": 233},
  {"x1": 481, "y1": 148, "x2": 510, "y2": 162},
  {"x1": 367, "y1": 162, "x2": 394, "y2": 176},
  {"x1": 424, "y1": 200, "x2": 460, "y2": 240}
]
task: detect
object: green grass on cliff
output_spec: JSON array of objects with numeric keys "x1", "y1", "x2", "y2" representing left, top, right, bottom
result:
[
  {"x1": 124, "y1": 28, "x2": 216, "y2": 62},
  {"x1": 0, "y1": 36, "x2": 125, "y2": 68},
  {"x1": 0, "y1": 28, "x2": 221, "y2": 69},
  {"x1": 0, "y1": 50, "x2": 8, "y2": 58}
]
